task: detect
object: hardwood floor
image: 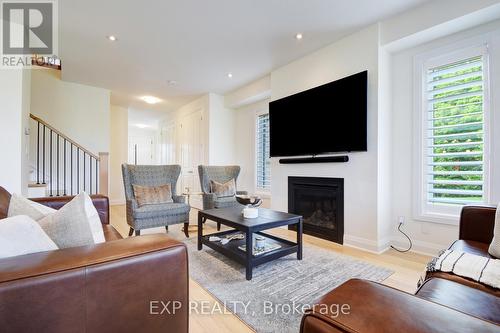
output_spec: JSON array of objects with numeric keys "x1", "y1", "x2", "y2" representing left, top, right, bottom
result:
[{"x1": 110, "y1": 205, "x2": 431, "y2": 333}]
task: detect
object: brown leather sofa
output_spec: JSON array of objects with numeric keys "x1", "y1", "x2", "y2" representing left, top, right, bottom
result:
[
  {"x1": 425, "y1": 205, "x2": 498, "y2": 296},
  {"x1": 0, "y1": 187, "x2": 189, "y2": 333},
  {"x1": 301, "y1": 205, "x2": 499, "y2": 333}
]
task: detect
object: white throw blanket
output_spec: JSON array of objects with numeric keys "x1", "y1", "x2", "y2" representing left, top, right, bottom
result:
[{"x1": 425, "y1": 249, "x2": 500, "y2": 289}]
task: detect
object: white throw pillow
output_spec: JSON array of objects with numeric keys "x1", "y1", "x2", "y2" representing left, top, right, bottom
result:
[
  {"x1": 37, "y1": 192, "x2": 105, "y2": 249},
  {"x1": 488, "y1": 203, "x2": 500, "y2": 258},
  {"x1": 0, "y1": 215, "x2": 58, "y2": 259},
  {"x1": 7, "y1": 193, "x2": 56, "y2": 220}
]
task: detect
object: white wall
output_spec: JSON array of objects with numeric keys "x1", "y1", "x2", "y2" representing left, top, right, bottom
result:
[
  {"x1": 270, "y1": 24, "x2": 383, "y2": 252},
  {"x1": 0, "y1": 69, "x2": 30, "y2": 195},
  {"x1": 30, "y1": 69, "x2": 110, "y2": 154},
  {"x1": 376, "y1": 44, "x2": 394, "y2": 250},
  {"x1": 21, "y1": 69, "x2": 31, "y2": 195},
  {"x1": 109, "y1": 105, "x2": 128, "y2": 205},
  {"x1": 390, "y1": 20, "x2": 500, "y2": 255},
  {"x1": 233, "y1": 99, "x2": 270, "y2": 195},
  {"x1": 225, "y1": 75, "x2": 271, "y2": 109},
  {"x1": 208, "y1": 93, "x2": 235, "y2": 165}
]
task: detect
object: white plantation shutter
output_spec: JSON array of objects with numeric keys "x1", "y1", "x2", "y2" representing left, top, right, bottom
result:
[
  {"x1": 256, "y1": 113, "x2": 271, "y2": 190},
  {"x1": 425, "y1": 52, "x2": 488, "y2": 206}
]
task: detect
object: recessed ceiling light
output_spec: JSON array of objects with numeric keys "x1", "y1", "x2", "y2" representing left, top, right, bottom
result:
[
  {"x1": 295, "y1": 33, "x2": 303, "y2": 40},
  {"x1": 227, "y1": 73, "x2": 233, "y2": 78},
  {"x1": 167, "y1": 80, "x2": 178, "y2": 86},
  {"x1": 140, "y1": 95, "x2": 161, "y2": 104},
  {"x1": 107, "y1": 35, "x2": 117, "y2": 41}
]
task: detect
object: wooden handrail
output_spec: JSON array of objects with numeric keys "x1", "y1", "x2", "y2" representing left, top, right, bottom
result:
[{"x1": 29, "y1": 113, "x2": 100, "y2": 160}]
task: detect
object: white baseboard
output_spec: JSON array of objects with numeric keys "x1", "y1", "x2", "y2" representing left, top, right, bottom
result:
[
  {"x1": 389, "y1": 238, "x2": 445, "y2": 257},
  {"x1": 344, "y1": 234, "x2": 388, "y2": 254},
  {"x1": 377, "y1": 237, "x2": 392, "y2": 254},
  {"x1": 344, "y1": 234, "x2": 445, "y2": 256}
]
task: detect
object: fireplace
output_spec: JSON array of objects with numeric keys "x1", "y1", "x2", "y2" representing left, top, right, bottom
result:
[{"x1": 288, "y1": 177, "x2": 344, "y2": 244}]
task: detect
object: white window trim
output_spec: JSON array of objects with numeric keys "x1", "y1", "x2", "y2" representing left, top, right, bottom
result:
[
  {"x1": 255, "y1": 109, "x2": 271, "y2": 196},
  {"x1": 413, "y1": 36, "x2": 492, "y2": 225}
]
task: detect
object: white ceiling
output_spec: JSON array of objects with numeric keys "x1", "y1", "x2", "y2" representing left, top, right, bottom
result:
[{"x1": 59, "y1": 0, "x2": 430, "y2": 112}]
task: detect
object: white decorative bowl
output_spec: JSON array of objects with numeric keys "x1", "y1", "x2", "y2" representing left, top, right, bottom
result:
[{"x1": 243, "y1": 207, "x2": 259, "y2": 218}]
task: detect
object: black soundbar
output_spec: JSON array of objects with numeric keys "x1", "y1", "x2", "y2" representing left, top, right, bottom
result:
[{"x1": 279, "y1": 155, "x2": 349, "y2": 164}]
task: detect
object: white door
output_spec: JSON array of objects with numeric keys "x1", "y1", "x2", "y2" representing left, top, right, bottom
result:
[
  {"x1": 128, "y1": 136, "x2": 154, "y2": 165},
  {"x1": 159, "y1": 122, "x2": 176, "y2": 164},
  {"x1": 179, "y1": 110, "x2": 204, "y2": 209}
]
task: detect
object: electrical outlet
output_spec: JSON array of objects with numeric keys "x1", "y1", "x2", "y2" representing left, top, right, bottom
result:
[{"x1": 398, "y1": 216, "x2": 405, "y2": 225}]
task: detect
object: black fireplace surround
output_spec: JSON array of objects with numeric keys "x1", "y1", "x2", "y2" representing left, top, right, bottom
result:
[{"x1": 288, "y1": 177, "x2": 344, "y2": 244}]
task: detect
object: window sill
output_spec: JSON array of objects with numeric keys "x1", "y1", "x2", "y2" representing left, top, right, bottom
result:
[{"x1": 413, "y1": 211, "x2": 460, "y2": 226}]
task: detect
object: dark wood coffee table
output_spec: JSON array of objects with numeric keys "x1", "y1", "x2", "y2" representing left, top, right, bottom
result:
[{"x1": 198, "y1": 207, "x2": 303, "y2": 280}]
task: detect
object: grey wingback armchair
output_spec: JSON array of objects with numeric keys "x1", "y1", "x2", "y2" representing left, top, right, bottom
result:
[
  {"x1": 122, "y1": 164, "x2": 190, "y2": 237},
  {"x1": 198, "y1": 165, "x2": 247, "y2": 230}
]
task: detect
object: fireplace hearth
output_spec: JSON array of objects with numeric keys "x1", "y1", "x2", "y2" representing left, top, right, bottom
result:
[{"x1": 288, "y1": 177, "x2": 344, "y2": 244}]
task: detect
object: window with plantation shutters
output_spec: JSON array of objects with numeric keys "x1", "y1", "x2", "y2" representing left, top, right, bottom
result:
[
  {"x1": 416, "y1": 43, "x2": 490, "y2": 222},
  {"x1": 256, "y1": 113, "x2": 271, "y2": 190}
]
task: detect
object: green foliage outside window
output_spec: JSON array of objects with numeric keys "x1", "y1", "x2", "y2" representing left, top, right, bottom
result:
[{"x1": 428, "y1": 56, "x2": 484, "y2": 203}]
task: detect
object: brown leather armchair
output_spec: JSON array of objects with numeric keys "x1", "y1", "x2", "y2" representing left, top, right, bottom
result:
[
  {"x1": 300, "y1": 205, "x2": 500, "y2": 332},
  {"x1": 0, "y1": 187, "x2": 189, "y2": 333},
  {"x1": 425, "y1": 205, "x2": 498, "y2": 296},
  {"x1": 300, "y1": 279, "x2": 499, "y2": 333}
]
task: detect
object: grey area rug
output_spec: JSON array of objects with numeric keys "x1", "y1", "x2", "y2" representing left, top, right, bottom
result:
[{"x1": 184, "y1": 238, "x2": 393, "y2": 333}]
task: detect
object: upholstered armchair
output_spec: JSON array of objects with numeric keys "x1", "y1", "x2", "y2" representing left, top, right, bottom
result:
[
  {"x1": 198, "y1": 165, "x2": 248, "y2": 209},
  {"x1": 122, "y1": 164, "x2": 190, "y2": 237},
  {"x1": 198, "y1": 165, "x2": 247, "y2": 229}
]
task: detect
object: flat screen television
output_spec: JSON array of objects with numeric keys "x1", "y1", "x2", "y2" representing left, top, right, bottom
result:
[{"x1": 269, "y1": 71, "x2": 367, "y2": 157}]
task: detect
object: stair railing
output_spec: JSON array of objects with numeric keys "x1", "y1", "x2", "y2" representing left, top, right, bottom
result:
[{"x1": 30, "y1": 114, "x2": 108, "y2": 197}]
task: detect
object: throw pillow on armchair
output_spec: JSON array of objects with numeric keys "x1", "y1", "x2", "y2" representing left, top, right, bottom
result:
[
  {"x1": 132, "y1": 184, "x2": 174, "y2": 207},
  {"x1": 210, "y1": 179, "x2": 236, "y2": 198}
]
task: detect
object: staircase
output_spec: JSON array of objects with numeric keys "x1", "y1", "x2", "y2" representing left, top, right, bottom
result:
[{"x1": 29, "y1": 114, "x2": 108, "y2": 197}]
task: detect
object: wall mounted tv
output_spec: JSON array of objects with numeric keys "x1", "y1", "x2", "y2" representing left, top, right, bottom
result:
[{"x1": 269, "y1": 71, "x2": 367, "y2": 158}]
